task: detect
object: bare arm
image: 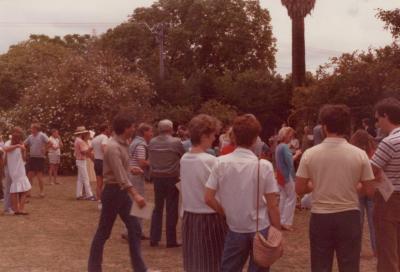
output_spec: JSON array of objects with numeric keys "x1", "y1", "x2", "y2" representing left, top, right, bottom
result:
[
  {"x1": 138, "y1": 159, "x2": 149, "y2": 169},
  {"x1": 205, "y1": 188, "x2": 225, "y2": 216},
  {"x1": 127, "y1": 186, "x2": 146, "y2": 208},
  {"x1": 371, "y1": 164, "x2": 382, "y2": 182},
  {"x1": 101, "y1": 144, "x2": 107, "y2": 154},
  {"x1": 3, "y1": 144, "x2": 22, "y2": 153},
  {"x1": 265, "y1": 192, "x2": 281, "y2": 230},
  {"x1": 296, "y1": 176, "x2": 313, "y2": 195}
]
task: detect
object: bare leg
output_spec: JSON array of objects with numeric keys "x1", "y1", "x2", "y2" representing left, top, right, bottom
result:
[
  {"x1": 19, "y1": 192, "x2": 27, "y2": 212},
  {"x1": 27, "y1": 171, "x2": 35, "y2": 197},
  {"x1": 36, "y1": 172, "x2": 44, "y2": 197},
  {"x1": 48, "y1": 165, "x2": 55, "y2": 184},
  {"x1": 54, "y1": 164, "x2": 60, "y2": 184},
  {"x1": 11, "y1": 193, "x2": 19, "y2": 213}
]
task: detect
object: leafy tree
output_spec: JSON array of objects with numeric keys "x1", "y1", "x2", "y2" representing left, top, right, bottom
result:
[
  {"x1": 1, "y1": 46, "x2": 153, "y2": 172},
  {"x1": 378, "y1": 8, "x2": 400, "y2": 39},
  {"x1": 0, "y1": 34, "x2": 92, "y2": 109},
  {"x1": 103, "y1": 0, "x2": 276, "y2": 78}
]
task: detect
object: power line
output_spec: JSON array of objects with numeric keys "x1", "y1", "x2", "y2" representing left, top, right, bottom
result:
[{"x1": 0, "y1": 22, "x2": 120, "y2": 27}]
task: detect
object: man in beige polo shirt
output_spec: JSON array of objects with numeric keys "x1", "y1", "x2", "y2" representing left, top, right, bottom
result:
[{"x1": 296, "y1": 104, "x2": 375, "y2": 272}]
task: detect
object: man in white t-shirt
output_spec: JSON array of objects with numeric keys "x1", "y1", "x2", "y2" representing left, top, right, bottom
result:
[
  {"x1": 205, "y1": 114, "x2": 281, "y2": 272},
  {"x1": 91, "y1": 124, "x2": 111, "y2": 203},
  {"x1": 296, "y1": 105, "x2": 375, "y2": 272}
]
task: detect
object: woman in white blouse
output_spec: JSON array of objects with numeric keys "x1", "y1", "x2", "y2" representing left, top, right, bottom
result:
[{"x1": 180, "y1": 114, "x2": 227, "y2": 272}]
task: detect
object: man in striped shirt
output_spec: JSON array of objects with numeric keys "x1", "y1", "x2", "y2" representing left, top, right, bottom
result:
[
  {"x1": 371, "y1": 97, "x2": 400, "y2": 272},
  {"x1": 126, "y1": 123, "x2": 153, "y2": 240}
]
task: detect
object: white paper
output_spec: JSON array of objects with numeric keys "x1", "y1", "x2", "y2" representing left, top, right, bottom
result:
[
  {"x1": 130, "y1": 202, "x2": 154, "y2": 220},
  {"x1": 175, "y1": 181, "x2": 181, "y2": 192},
  {"x1": 376, "y1": 173, "x2": 395, "y2": 202}
]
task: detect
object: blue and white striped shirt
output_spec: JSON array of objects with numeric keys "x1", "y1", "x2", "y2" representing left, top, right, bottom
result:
[{"x1": 371, "y1": 127, "x2": 400, "y2": 191}]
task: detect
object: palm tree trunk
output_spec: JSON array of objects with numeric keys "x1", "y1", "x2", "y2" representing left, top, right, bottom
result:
[{"x1": 292, "y1": 16, "x2": 306, "y2": 87}]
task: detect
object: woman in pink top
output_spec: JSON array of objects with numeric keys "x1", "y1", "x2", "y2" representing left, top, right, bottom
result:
[{"x1": 74, "y1": 126, "x2": 95, "y2": 200}]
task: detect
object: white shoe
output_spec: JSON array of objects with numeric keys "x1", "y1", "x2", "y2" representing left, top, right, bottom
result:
[{"x1": 4, "y1": 209, "x2": 15, "y2": 216}]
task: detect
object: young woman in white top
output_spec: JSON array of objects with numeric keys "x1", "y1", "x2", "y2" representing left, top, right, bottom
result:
[
  {"x1": 180, "y1": 114, "x2": 227, "y2": 272},
  {"x1": 48, "y1": 129, "x2": 63, "y2": 185}
]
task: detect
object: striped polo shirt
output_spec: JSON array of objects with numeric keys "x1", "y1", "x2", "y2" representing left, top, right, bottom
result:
[
  {"x1": 371, "y1": 127, "x2": 400, "y2": 191},
  {"x1": 128, "y1": 136, "x2": 147, "y2": 168}
]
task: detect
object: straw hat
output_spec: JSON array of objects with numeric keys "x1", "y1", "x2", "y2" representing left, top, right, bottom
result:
[{"x1": 74, "y1": 126, "x2": 89, "y2": 135}]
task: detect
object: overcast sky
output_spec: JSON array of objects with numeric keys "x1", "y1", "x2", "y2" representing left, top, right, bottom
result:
[{"x1": 0, "y1": 0, "x2": 397, "y2": 75}]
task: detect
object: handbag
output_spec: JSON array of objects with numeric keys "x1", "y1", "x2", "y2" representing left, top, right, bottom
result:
[{"x1": 253, "y1": 160, "x2": 284, "y2": 268}]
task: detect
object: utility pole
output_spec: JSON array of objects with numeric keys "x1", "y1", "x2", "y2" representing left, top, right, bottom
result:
[
  {"x1": 140, "y1": 22, "x2": 165, "y2": 81},
  {"x1": 155, "y1": 24, "x2": 165, "y2": 80}
]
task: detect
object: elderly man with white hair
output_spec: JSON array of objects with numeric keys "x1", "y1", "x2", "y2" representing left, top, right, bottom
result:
[{"x1": 148, "y1": 119, "x2": 185, "y2": 248}]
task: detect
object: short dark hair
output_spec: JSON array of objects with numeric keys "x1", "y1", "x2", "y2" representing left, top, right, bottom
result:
[
  {"x1": 189, "y1": 114, "x2": 220, "y2": 145},
  {"x1": 361, "y1": 118, "x2": 370, "y2": 126},
  {"x1": 99, "y1": 123, "x2": 110, "y2": 133},
  {"x1": 31, "y1": 123, "x2": 41, "y2": 130},
  {"x1": 375, "y1": 97, "x2": 400, "y2": 125},
  {"x1": 319, "y1": 104, "x2": 350, "y2": 135},
  {"x1": 137, "y1": 123, "x2": 153, "y2": 137},
  {"x1": 113, "y1": 113, "x2": 135, "y2": 135},
  {"x1": 232, "y1": 114, "x2": 261, "y2": 147}
]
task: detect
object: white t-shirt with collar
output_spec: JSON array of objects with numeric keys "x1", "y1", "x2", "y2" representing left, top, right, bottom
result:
[
  {"x1": 206, "y1": 147, "x2": 279, "y2": 233},
  {"x1": 180, "y1": 152, "x2": 218, "y2": 214}
]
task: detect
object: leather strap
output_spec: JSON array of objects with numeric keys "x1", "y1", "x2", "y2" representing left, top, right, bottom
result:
[{"x1": 256, "y1": 159, "x2": 260, "y2": 233}]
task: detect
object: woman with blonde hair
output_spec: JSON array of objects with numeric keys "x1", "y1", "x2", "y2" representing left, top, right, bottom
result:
[{"x1": 275, "y1": 126, "x2": 302, "y2": 231}]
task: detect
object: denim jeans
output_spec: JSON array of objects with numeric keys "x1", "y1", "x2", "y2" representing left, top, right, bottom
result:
[
  {"x1": 88, "y1": 185, "x2": 147, "y2": 272},
  {"x1": 310, "y1": 210, "x2": 361, "y2": 272},
  {"x1": 359, "y1": 196, "x2": 376, "y2": 253},
  {"x1": 150, "y1": 177, "x2": 179, "y2": 245},
  {"x1": 221, "y1": 228, "x2": 270, "y2": 272}
]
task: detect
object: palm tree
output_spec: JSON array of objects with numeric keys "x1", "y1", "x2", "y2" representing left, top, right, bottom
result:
[{"x1": 281, "y1": 0, "x2": 315, "y2": 87}]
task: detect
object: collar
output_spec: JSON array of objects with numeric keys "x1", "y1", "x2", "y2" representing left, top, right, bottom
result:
[
  {"x1": 233, "y1": 147, "x2": 258, "y2": 158},
  {"x1": 322, "y1": 137, "x2": 347, "y2": 144},
  {"x1": 389, "y1": 127, "x2": 400, "y2": 136},
  {"x1": 114, "y1": 135, "x2": 129, "y2": 146},
  {"x1": 135, "y1": 136, "x2": 145, "y2": 142}
]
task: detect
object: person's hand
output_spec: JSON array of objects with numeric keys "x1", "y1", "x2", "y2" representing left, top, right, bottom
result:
[
  {"x1": 19, "y1": 144, "x2": 26, "y2": 150},
  {"x1": 130, "y1": 166, "x2": 144, "y2": 175},
  {"x1": 133, "y1": 193, "x2": 146, "y2": 208},
  {"x1": 295, "y1": 150, "x2": 302, "y2": 156}
]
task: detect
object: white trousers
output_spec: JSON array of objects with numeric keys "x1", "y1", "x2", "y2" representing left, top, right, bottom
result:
[
  {"x1": 76, "y1": 160, "x2": 93, "y2": 198},
  {"x1": 279, "y1": 181, "x2": 296, "y2": 226}
]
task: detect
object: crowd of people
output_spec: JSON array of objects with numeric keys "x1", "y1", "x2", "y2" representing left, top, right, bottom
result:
[{"x1": 2, "y1": 97, "x2": 400, "y2": 272}]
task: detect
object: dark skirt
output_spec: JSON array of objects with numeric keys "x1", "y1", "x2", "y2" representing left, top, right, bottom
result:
[{"x1": 182, "y1": 211, "x2": 228, "y2": 272}]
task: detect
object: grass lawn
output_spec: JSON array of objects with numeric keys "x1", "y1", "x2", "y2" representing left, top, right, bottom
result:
[{"x1": 0, "y1": 176, "x2": 376, "y2": 272}]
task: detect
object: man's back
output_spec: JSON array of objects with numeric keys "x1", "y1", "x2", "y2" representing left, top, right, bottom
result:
[
  {"x1": 148, "y1": 134, "x2": 184, "y2": 178},
  {"x1": 297, "y1": 138, "x2": 373, "y2": 214}
]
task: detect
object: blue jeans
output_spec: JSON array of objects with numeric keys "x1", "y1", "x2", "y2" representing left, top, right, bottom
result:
[
  {"x1": 150, "y1": 177, "x2": 179, "y2": 245},
  {"x1": 221, "y1": 228, "x2": 270, "y2": 272},
  {"x1": 359, "y1": 196, "x2": 376, "y2": 253},
  {"x1": 88, "y1": 185, "x2": 147, "y2": 272}
]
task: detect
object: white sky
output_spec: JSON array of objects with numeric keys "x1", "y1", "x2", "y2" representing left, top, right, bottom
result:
[{"x1": 0, "y1": 0, "x2": 397, "y2": 75}]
